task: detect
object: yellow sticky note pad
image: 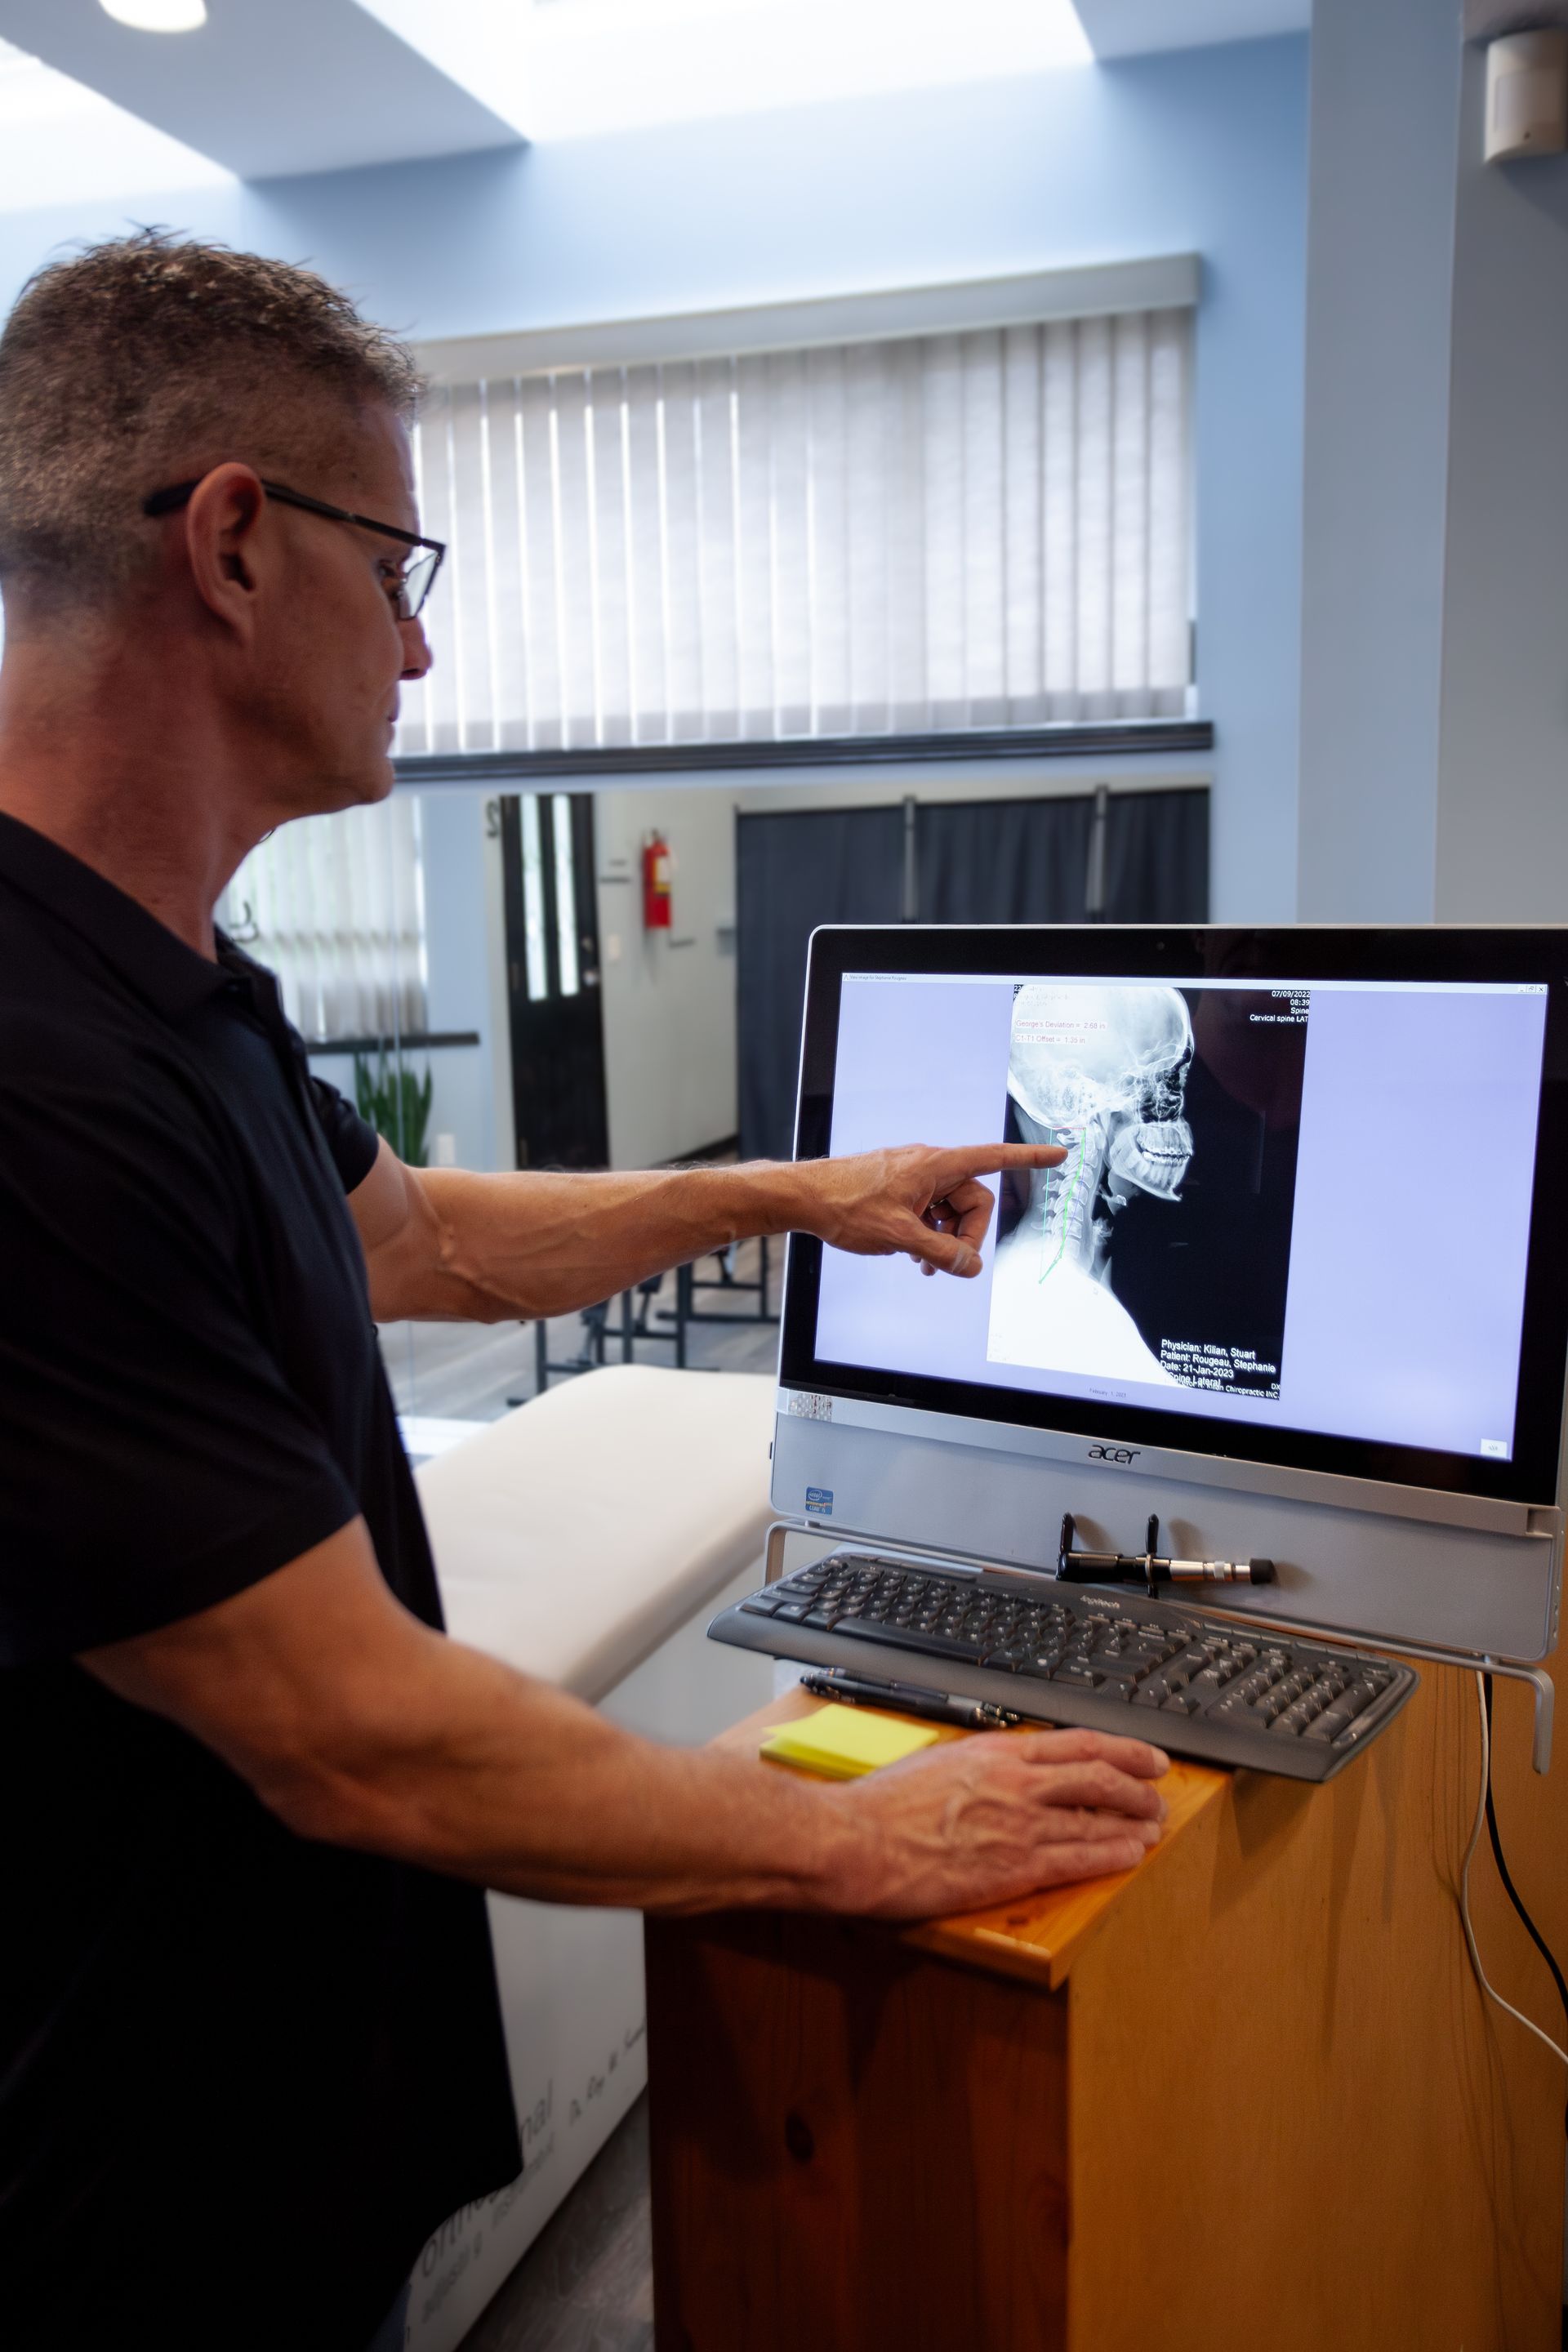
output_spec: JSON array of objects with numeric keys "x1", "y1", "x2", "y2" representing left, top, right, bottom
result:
[{"x1": 760, "y1": 1703, "x2": 944, "y2": 1780}]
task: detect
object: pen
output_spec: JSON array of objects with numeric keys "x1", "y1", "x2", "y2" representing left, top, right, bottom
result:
[{"x1": 799, "y1": 1668, "x2": 1022, "y2": 1731}]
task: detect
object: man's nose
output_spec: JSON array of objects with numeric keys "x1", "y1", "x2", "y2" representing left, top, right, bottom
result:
[{"x1": 399, "y1": 615, "x2": 434, "y2": 683}]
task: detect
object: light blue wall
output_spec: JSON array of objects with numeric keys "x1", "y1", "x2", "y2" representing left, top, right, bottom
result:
[{"x1": 0, "y1": 35, "x2": 1309, "y2": 921}]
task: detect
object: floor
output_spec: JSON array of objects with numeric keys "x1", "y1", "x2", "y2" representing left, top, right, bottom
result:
[
  {"x1": 457, "y1": 2098, "x2": 654, "y2": 2352},
  {"x1": 381, "y1": 1236, "x2": 783, "y2": 1426}
]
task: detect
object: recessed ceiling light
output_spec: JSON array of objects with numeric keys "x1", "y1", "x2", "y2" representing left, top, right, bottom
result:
[{"x1": 99, "y1": 0, "x2": 208, "y2": 30}]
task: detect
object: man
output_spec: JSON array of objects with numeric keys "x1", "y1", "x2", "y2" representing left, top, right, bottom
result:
[{"x1": 0, "y1": 235, "x2": 1168, "y2": 2351}]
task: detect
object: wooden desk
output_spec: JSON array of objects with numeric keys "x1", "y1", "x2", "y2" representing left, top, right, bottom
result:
[{"x1": 645, "y1": 1667, "x2": 1566, "y2": 2352}]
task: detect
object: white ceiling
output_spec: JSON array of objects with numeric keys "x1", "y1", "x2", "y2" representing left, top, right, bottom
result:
[
  {"x1": 0, "y1": 0, "x2": 520, "y2": 180},
  {"x1": 0, "y1": 0, "x2": 1310, "y2": 205}
]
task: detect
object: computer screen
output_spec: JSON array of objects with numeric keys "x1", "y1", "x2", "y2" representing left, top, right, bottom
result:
[{"x1": 780, "y1": 927, "x2": 1568, "y2": 1508}]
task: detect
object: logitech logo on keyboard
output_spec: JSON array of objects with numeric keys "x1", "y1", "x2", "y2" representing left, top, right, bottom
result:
[{"x1": 1087, "y1": 1443, "x2": 1140, "y2": 1465}]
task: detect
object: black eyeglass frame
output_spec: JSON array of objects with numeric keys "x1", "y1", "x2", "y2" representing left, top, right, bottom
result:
[{"x1": 142, "y1": 475, "x2": 447, "y2": 620}]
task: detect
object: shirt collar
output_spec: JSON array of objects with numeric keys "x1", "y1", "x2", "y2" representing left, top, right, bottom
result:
[{"x1": 0, "y1": 808, "x2": 239, "y2": 1022}]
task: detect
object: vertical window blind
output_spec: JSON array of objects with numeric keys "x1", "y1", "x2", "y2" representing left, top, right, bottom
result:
[
  {"x1": 220, "y1": 796, "x2": 430, "y2": 1042},
  {"x1": 395, "y1": 304, "x2": 1193, "y2": 758}
]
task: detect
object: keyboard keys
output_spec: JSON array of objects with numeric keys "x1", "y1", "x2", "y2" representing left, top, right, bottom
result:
[
  {"x1": 729, "y1": 1552, "x2": 1409, "y2": 1778},
  {"x1": 835, "y1": 1621, "x2": 983, "y2": 1664}
]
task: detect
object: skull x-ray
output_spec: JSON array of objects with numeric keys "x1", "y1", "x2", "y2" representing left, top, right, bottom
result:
[{"x1": 987, "y1": 980, "x2": 1307, "y2": 1396}]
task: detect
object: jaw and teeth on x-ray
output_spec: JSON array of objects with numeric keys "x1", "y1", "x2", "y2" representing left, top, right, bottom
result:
[{"x1": 988, "y1": 984, "x2": 1196, "y2": 1385}]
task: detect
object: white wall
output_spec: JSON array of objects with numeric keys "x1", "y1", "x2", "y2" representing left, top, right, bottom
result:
[
  {"x1": 594, "y1": 786, "x2": 739, "y2": 1167},
  {"x1": 381, "y1": 778, "x2": 737, "y2": 1178}
]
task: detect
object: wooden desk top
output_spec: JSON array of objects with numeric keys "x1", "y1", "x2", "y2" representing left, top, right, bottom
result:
[{"x1": 718, "y1": 1687, "x2": 1229, "y2": 1992}]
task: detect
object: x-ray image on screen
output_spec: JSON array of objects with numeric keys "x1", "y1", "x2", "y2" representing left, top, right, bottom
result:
[{"x1": 986, "y1": 981, "x2": 1308, "y2": 1398}]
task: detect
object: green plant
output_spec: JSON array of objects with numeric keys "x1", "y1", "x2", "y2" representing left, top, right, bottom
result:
[{"x1": 354, "y1": 1051, "x2": 434, "y2": 1167}]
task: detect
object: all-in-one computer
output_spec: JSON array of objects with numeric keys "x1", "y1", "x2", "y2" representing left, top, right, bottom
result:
[{"x1": 710, "y1": 925, "x2": 1568, "y2": 1781}]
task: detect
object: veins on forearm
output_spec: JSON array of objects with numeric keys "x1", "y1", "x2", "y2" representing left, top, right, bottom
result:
[{"x1": 418, "y1": 1160, "x2": 802, "y2": 1322}]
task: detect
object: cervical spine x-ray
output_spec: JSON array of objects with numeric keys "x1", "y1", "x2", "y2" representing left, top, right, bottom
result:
[{"x1": 987, "y1": 981, "x2": 1307, "y2": 1399}]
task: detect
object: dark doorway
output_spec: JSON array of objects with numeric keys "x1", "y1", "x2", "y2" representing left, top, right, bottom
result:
[{"x1": 500, "y1": 791, "x2": 610, "y2": 1169}]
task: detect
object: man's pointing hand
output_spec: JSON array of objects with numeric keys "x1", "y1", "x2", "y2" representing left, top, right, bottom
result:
[{"x1": 783, "y1": 1141, "x2": 1067, "y2": 1279}]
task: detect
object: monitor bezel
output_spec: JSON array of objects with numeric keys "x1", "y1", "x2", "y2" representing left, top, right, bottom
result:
[{"x1": 778, "y1": 924, "x2": 1568, "y2": 1510}]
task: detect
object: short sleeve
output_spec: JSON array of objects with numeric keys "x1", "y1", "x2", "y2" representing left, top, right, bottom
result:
[
  {"x1": 305, "y1": 1071, "x2": 381, "y2": 1194},
  {"x1": 0, "y1": 1031, "x2": 362, "y2": 1663}
]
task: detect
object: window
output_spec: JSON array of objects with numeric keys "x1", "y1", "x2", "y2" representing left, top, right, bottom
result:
[
  {"x1": 396, "y1": 278, "x2": 1194, "y2": 758},
  {"x1": 221, "y1": 795, "x2": 430, "y2": 1043}
]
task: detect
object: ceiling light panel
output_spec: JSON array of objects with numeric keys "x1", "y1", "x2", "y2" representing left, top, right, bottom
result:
[{"x1": 353, "y1": 0, "x2": 1092, "y2": 139}]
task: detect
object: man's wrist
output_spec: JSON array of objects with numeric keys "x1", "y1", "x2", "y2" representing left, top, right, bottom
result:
[
  {"x1": 774, "y1": 1776, "x2": 882, "y2": 1913},
  {"x1": 721, "y1": 1157, "x2": 814, "y2": 1244}
]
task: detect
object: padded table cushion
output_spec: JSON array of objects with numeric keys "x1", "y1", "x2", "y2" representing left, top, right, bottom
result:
[{"x1": 416, "y1": 1365, "x2": 776, "y2": 1704}]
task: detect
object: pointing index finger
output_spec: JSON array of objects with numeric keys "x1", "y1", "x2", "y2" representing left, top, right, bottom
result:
[{"x1": 929, "y1": 1142, "x2": 1068, "y2": 1183}]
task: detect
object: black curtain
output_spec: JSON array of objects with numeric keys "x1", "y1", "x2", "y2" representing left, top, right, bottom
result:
[
  {"x1": 736, "y1": 804, "x2": 906, "y2": 1160},
  {"x1": 916, "y1": 795, "x2": 1094, "y2": 922},
  {"x1": 736, "y1": 787, "x2": 1209, "y2": 1160},
  {"x1": 916, "y1": 787, "x2": 1208, "y2": 924},
  {"x1": 1102, "y1": 786, "x2": 1208, "y2": 921}
]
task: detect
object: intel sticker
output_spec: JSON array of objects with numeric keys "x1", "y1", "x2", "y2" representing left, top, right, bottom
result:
[{"x1": 804, "y1": 1486, "x2": 834, "y2": 1516}]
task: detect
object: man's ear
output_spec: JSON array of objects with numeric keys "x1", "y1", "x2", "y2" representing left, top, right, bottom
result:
[{"x1": 180, "y1": 464, "x2": 270, "y2": 641}]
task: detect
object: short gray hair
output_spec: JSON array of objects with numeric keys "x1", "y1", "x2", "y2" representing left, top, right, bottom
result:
[{"x1": 0, "y1": 229, "x2": 421, "y2": 611}]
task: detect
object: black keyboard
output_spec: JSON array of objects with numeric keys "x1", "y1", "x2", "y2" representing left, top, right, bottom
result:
[{"x1": 708, "y1": 1549, "x2": 1418, "y2": 1783}]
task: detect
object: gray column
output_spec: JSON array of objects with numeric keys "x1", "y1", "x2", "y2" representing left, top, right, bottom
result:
[
  {"x1": 1296, "y1": 0, "x2": 1461, "y2": 920},
  {"x1": 1298, "y1": 0, "x2": 1568, "y2": 921},
  {"x1": 1436, "y1": 40, "x2": 1568, "y2": 916}
]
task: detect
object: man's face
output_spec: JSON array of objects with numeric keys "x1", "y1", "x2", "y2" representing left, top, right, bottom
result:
[{"x1": 250, "y1": 402, "x2": 433, "y2": 819}]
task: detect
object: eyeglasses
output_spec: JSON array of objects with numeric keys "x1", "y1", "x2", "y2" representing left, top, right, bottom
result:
[{"x1": 142, "y1": 475, "x2": 447, "y2": 621}]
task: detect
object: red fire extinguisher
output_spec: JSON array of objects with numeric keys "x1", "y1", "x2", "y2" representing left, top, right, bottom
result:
[{"x1": 643, "y1": 831, "x2": 673, "y2": 930}]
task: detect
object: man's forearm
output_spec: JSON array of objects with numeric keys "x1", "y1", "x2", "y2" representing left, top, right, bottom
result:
[
  {"x1": 264, "y1": 1627, "x2": 860, "y2": 1913},
  {"x1": 356, "y1": 1133, "x2": 1054, "y2": 1321},
  {"x1": 389, "y1": 1160, "x2": 804, "y2": 1321},
  {"x1": 84, "y1": 1527, "x2": 1169, "y2": 1927}
]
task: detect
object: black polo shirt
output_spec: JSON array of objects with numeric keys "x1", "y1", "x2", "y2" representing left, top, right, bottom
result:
[{"x1": 0, "y1": 812, "x2": 521, "y2": 2351}]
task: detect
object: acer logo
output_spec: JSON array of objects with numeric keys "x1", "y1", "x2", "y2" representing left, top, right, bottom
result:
[{"x1": 1088, "y1": 1443, "x2": 1139, "y2": 1466}]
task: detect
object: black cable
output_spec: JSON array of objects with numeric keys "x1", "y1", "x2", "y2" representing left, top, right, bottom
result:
[
  {"x1": 1481, "y1": 1673, "x2": 1568, "y2": 2149},
  {"x1": 1482, "y1": 1677, "x2": 1568, "y2": 2028}
]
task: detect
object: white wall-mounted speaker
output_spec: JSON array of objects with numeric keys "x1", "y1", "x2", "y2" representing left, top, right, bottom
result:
[{"x1": 1485, "y1": 29, "x2": 1568, "y2": 162}]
